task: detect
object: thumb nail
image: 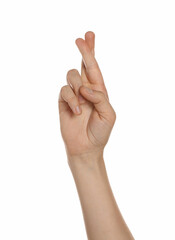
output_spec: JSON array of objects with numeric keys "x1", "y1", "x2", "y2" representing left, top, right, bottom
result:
[{"x1": 84, "y1": 86, "x2": 93, "y2": 94}]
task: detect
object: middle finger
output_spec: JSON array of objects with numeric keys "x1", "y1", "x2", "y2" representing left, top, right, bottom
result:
[
  {"x1": 75, "y1": 38, "x2": 104, "y2": 85},
  {"x1": 81, "y1": 31, "x2": 95, "y2": 84}
]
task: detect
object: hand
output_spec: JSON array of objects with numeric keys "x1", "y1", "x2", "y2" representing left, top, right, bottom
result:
[{"x1": 58, "y1": 31, "x2": 116, "y2": 161}]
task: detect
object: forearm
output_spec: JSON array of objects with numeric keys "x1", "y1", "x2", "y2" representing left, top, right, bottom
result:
[{"x1": 68, "y1": 153, "x2": 134, "y2": 240}]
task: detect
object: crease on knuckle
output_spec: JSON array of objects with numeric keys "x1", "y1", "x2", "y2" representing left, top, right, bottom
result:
[
  {"x1": 68, "y1": 95, "x2": 76, "y2": 101},
  {"x1": 61, "y1": 85, "x2": 69, "y2": 95},
  {"x1": 99, "y1": 90, "x2": 105, "y2": 99}
]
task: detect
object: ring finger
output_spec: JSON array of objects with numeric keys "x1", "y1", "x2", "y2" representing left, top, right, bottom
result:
[
  {"x1": 66, "y1": 69, "x2": 86, "y2": 104},
  {"x1": 59, "y1": 85, "x2": 81, "y2": 115}
]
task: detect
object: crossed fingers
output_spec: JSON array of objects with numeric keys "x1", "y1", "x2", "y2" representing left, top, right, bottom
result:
[{"x1": 59, "y1": 31, "x2": 109, "y2": 115}]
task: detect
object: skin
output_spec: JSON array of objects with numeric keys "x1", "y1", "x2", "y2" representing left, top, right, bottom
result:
[{"x1": 58, "y1": 31, "x2": 134, "y2": 240}]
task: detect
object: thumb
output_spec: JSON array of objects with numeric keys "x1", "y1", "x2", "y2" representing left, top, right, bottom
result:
[{"x1": 79, "y1": 86, "x2": 116, "y2": 124}]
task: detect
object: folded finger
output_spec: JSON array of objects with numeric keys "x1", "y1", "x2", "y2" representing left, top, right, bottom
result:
[
  {"x1": 66, "y1": 69, "x2": 86, "y2": 103},
  {"x1": 59, "y1": 85, "x2": 82, "y2": 115}
]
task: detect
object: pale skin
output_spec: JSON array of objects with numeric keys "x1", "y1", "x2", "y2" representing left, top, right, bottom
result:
[{"x1": 58, "y1": 31, "x2": 134, "y2": 240}]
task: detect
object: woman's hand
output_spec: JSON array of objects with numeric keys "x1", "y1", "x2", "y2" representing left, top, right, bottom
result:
[
  {"x1": 58, "y1": 33, "x2": 134, "y2": 240},
  {"x1": 58, "y1": 31, "x2": 116, "y2": 161}
]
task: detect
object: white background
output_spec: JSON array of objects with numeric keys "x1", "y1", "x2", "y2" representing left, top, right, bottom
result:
[{"x1": 0, "y1": 0, "x2": 175, "y2": 239}]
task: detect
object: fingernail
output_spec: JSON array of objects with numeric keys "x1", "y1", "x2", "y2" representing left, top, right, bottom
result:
[
  {"x1": 84, "y1": 86, "x2": 93, "y2": 94},
  {"x1": 78, "y1": 94, "x2": 86, "y2": 103},
  {"x1": 75, "y1": 105, "x2": 81, "y2": 114}
]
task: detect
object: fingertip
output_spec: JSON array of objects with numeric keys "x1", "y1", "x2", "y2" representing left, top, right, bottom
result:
[
  {"x1": 85, "y1": 31, "x2": 95, "y2": 39},
  {"x1": 75, "y1": 38, "x2": 84, "y2": 46},
  {"x1": 75, "y1": 38, "x2": 79, "y2": 46}
]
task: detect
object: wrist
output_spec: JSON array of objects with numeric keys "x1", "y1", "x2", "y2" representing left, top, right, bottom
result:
[{"x1": 67, "y1": 150, "x2": 104, "y2": 172}]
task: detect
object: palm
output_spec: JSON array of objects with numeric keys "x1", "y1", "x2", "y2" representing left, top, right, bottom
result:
[{"x1": 60, "y1": 82, "x2": 110, "y2": 156}]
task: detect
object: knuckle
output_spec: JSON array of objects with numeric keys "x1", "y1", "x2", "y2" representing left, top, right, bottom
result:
[
  {"x1": 99, "y1": 90, "x2": 105, "y2": 97},
  {"x1": 61, "y1": 85, "x2": 69, "y2": 95},
  {"x1": 67, "y1": 69, "x2": 78, "y2": 78},
  {"x1": 111, "y1": 110, "x2": 117, "y2": 123},
  {"x1": 69, "y1": 95, "x2": 76, "y2": 102},
  {"x1": 113, "y1": 111, "x2": 117, "y2": 120},
  {"x1": 67, "y1": 95, "x2": 78, "y2": 108},
  {"x1": 98, "y1": 91, "x2": 105, "y2": 100}
]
